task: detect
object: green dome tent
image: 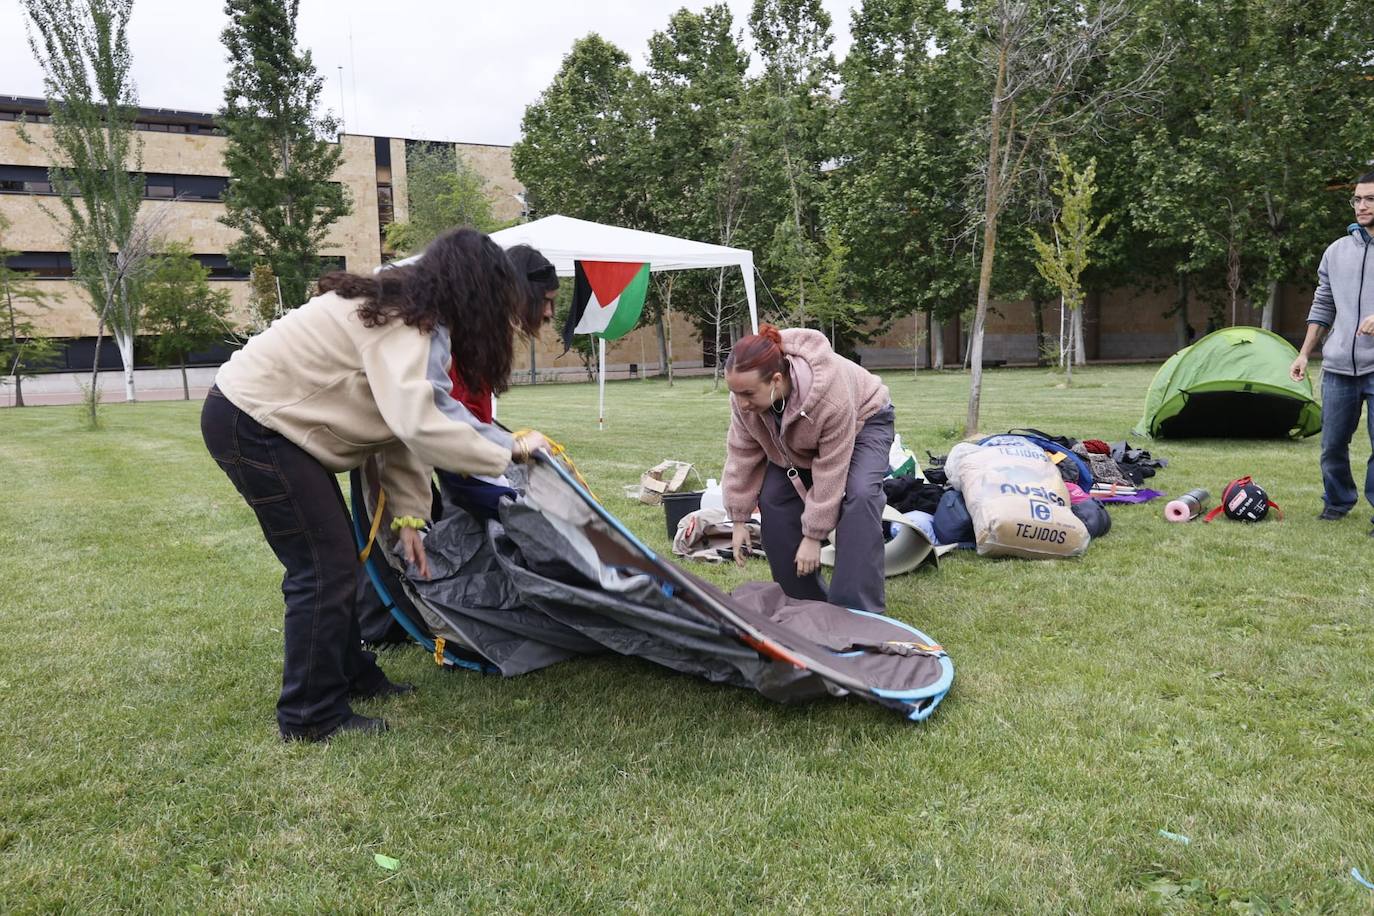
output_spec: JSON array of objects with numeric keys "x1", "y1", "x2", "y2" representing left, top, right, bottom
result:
[{"x1": 1134, "y1": 326, "x2": 1321, "y2": 439}]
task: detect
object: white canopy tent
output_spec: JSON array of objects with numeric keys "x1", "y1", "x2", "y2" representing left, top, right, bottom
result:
[
  {"x1": 390, "y1": 215, "x2": 758, "y2": 328},
  {"x1": 488, "y1": 215, "x2": 759, "y2": 332},
  {"x1": 393, "y1": 215, "x2": 759, "y2": 429}
]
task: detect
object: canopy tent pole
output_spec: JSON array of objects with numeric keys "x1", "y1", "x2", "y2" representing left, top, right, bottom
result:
[
  {"x1": 598, "y1": 337, "x2": 607, "y2": 432},
  {"x1": 742, "y1": 253, "x2": 759, "y2": 333}
]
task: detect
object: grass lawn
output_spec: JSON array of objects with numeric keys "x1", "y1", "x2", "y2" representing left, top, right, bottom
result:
[{"x1": 1, "y1": 363, "x2": 1371, "y2": 913}]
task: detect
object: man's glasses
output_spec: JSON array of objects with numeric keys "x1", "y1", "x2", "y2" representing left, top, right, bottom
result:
[{"x1": 1351, "y1": 196, "x2": 1374, "y2": 208}]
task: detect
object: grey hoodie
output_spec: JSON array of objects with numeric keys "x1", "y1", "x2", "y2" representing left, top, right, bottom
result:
[{"x1": 1306, "y1": 224, "x2": 1374, "y2": 376}]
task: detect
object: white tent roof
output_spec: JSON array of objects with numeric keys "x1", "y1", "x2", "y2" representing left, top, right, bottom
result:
[{"x1": 390, "y1": 214, "x2": 758, "y2": 331}]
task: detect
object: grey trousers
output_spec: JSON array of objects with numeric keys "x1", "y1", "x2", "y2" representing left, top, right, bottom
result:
[{"x1": 759, "y1": 405, "x2": 895, "y2": 613}]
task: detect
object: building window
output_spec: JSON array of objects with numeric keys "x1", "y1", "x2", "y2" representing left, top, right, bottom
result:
[
  {"x1": 3, "y1": 252, "x2": 74, "y2": 279},
  {"x1": 0, "y1": 164, "x2": 54, "y2": 194},
  {"x1": 1, "y1": 165, "x2": 229, "y2": 201},
  {"x1": 3, "y1": 251, "x2": 258, "y2": 281}
]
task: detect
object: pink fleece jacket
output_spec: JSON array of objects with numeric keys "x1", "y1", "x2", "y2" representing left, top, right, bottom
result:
[{"x1": 722, "y1": 328, "x2": 890, "y2": 540}]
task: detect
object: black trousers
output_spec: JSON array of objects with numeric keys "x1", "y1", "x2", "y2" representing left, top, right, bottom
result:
[
  {"x1": 201, "y1": 388, "x2": 389, "y2": 737},
  {"x1": 759, "y1": 405, "x2": 895, "y2": 613}
]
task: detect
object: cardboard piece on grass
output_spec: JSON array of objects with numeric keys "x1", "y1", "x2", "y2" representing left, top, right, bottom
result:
[
  {"x1": 820, "y1": 505, "x2": 955, "y2": 577},
  {"x1": 634, "y1": 460, "x2": 695, "y2": 506},
  {"x1": 672, "y1": 507, "x2": 764, "y2": 562}
]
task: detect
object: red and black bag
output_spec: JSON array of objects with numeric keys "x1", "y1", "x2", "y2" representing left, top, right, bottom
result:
[{"x1": 1203, "y1": 477, "x2": 1282, "y2": 523}]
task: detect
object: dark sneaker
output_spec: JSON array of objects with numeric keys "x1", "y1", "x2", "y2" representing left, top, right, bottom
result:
[
  {"x1": 351, "y1": 680, "x2": 417, "y2": 701},
  {"x1": 282, "y1": 714, "x2": 388, "y2": 743},
  {"x1": 1317, "y1": 508, "x2": 1347, "y2": 521}
]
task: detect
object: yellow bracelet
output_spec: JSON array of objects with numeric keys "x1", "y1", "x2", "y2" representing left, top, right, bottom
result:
[
  {"x1": 389, "y1": 516, "x2": 426, "y2": 533},
  {"x1": 511, "y1": 430, "x2": 532, "y2": 463}
]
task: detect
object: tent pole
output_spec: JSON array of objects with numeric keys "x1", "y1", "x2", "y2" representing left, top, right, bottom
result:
[{"x1": 598, "y1": 337, "x2": 606, "y2": 432}]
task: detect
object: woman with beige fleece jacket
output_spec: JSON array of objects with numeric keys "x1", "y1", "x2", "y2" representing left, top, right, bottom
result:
[
  {"x1": 723, "y1": 325, "x2": 894, "y2": 613},
  {"x1": 201, "y1": 228, "x2": 549, "y2": 742}
]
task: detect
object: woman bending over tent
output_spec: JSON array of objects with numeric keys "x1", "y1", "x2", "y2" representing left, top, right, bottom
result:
[
  {"x1": 201, "y1": 228, "x2": 550, "y2": 742},
  {"x1": 723, "y1": 325, "x2": 895, "y2": 613},
  {"x1": 439, "y1": 243, "x2": 561, "y2": 516}
]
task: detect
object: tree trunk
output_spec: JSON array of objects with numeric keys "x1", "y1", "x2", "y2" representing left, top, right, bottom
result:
[
  {"x1": 660, "y1": 276, "x2": 676, "y2": 388},
  {"x1": 5, "y1": 280, "x2": 23, "y2": 407},
  {"x1": 655, "y1": 313, "x2": 669, "y2": 380},
  {"x1": 1226, "y1": 238, "x2": 1241, "y2": 327},
  {"x1": 932, "y1": 315, "x2": 945, "y2": 370},
  {"x1": 913, "y1": 312, "x2": 921, "y2": 377},
  {"x1": 1071, "y1": 306, "x2": 1086, "y2": 366},
  {"x1": 180, "y1": 355, "x2": 190, "y2": 400},
  {"x1": 529, "y1": 338, "x2": 537, "y2": 385},
  {"x1": 713, "y1": 267, "x2": 726, "y2": 390},
  {"x1": 966, "y1": 46, "x2": 1008, "y2": 437},
  {"x1": 89, "y1": 317, "x2": 105, "y2": 428},
  {"x1": 1261, "y1": 278, "x2": 1279, "y2": 331},
  {"x1": 1031, "y1": 298, "x2": 1047, "y2": 367},
  {"x1": 114, "y1": 327, "x2": 136, "y2": 402},
  {"x1": 1174, "y1": 272, "x2": 1191, "y2": 350}
]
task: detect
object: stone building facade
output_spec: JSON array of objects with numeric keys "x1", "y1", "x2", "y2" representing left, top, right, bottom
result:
[
  {"x1": 2, "y1": 93, "x2": 1327, "y2": 391},
  {"x1": 0, "y1": 95, "x2": 709, "y2": 388}
]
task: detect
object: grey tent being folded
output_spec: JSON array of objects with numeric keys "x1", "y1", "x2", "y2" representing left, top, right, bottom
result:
[{"x1": 351, "y1": 454, "x2": 953, "y2": 722}]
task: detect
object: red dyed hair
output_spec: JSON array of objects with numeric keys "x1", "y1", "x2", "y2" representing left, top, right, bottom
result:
[{"x1": 726, "y1": 324, "x2": 786, "y2": 378}]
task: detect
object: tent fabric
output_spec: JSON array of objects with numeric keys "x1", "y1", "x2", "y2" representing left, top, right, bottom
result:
[
  {"x1": 351, "y1": 455, "x2": 953, "y2": 721},
  {"x1": 389, "y1": 214, "x2": 759, "y2": 331},
  {"x1": 1134, "y1": 326, "x2": 1321, "y2": 439}
]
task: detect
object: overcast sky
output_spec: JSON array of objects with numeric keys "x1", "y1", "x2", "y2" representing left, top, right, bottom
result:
[{"x1": 0, "y1": 1, "x2": 858, "y2": 147}]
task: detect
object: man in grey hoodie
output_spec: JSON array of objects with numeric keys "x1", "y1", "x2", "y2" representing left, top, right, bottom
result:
[{"x1": 1290, "y1": 171, "x2": 1374, "y2": 533}]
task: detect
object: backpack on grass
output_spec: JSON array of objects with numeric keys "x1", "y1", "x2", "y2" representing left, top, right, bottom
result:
[{"x1": 1203, "y1": 476, "x2": 1282, "y2": 523}]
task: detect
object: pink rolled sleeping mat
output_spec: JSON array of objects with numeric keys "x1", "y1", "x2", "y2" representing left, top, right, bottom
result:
[{"x1": 1164, "y1": 488, "x2": 1209, "y2": 522}]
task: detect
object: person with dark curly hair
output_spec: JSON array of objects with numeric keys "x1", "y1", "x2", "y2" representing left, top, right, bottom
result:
[
  {"x1": 200, "y1": 227, "x2": 550, "y2": 742},
  {"x1": 446, "y1": 243, "x2": 559, "y2": 425}
]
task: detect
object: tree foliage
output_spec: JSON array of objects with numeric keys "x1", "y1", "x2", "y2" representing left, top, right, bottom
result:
[
  {"x1": 747, "y1": 0, "x2": 836, "y2": 325},
  {"x1": 384, "y1": 143, "x2": 497, "y2": 255},
  {"x1": 0, "y1": 214, "x2": 58, "y2": 408},
  {"x1": 219, "y1": 0, "x2": 350, "y2": 309},
  {"x1": 512, "y1": 35, "x2": 649, "y2": 226},
  {"x1": 21, "y1": 0, "x2": 144, "y2": 410},
  {"x1": 1030, "y1": 149, "x2": 1109, "y2": 382},
  {"x1": 1130, "y1": 0, "x2": 1370, "y2": 331},
  {"x1": 511, "y1": 1, "x2": 1371, "y2": 416},
  {"x1": 823, "y1": 0, "x2": 979, "y2": 350},
  {"x1": 142, "y1": 242, "x2": 232, "y2": 399}
]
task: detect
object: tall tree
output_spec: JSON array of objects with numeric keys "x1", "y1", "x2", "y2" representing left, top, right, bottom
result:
[
  {"x1": 513, "y1": 34, "x2": 654, "y2": 372},
  {"x1": 384, "y1": 142, "x2": 497, "y2": 255},
  {"x1": 747, "y1": 0, "x2": 837, "y2": 325},
  {"x1": 824, "y1": 0, "x2": 980, "y2": 367},
  {"x1": 1131, "y1": 0, "x2": 1370, "y2": 333},
  {"x1": 641, "y1": 5, "x2": 751, "y2": 384},
  {"x1": 21, "y1": 0, "x2": 145, "y2": 405},
  {"x1": 0, "y1": 215, "x2": 58, "y2": 408},
  {"x1": 1030, "y1": 149, "x2": 1109, "y2": 384},
  {"x1": 512, "y1": 34, "x2": 650, "y2": 226},
  {"x1": 219, "y1": 0, "x2": 350, "y2": 309},
  {"x1": 958, "y1": 0, "x2": 1169, "y2": 434},
  {"x1": 142, "y1": 242, "x2": 232, "y2": 399}
]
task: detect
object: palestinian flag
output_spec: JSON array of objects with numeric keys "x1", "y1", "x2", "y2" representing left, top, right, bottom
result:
[{"x1": 561, "y1": 260, "x2": 649, "y2": 351}]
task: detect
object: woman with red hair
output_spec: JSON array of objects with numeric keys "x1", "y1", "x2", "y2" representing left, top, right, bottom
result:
[{"x1": 722, "y1": 324, "x2": 894, "y2": 612}]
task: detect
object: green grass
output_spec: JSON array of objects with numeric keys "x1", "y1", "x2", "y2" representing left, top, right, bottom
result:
[{"x1": 1, "y1": 365, "x2": 1371, "y2": 914}]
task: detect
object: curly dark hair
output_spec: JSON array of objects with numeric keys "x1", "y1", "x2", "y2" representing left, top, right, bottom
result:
[
  {"x1": 318, "y1": 227, "x2": 523, "y2": 394},
  {"x1": 505, "y1": 244, "x2": 559, "y2": 332}
]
